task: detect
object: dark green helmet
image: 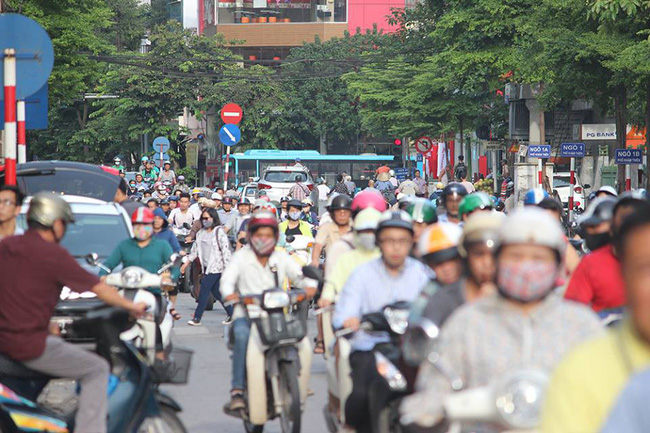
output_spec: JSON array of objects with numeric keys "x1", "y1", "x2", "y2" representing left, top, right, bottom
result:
[
  {"x1": 458, "y1": 192, "x2": 493, "y2": 220},
  {"x1": 406, "y1": 198, "x2": 438, "y2": 224}
]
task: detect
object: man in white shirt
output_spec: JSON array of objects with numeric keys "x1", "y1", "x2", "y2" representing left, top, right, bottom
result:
[
  {"x1": 168, "y1": 193, "x2": 195, "y2": 237},
  {"x1": 316, "y1": 178, "x2": 331, "y2": 216}
]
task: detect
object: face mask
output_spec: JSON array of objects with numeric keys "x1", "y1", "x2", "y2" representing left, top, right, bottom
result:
[
  {"x1": 585, "y1": 232, "x2": 610, "y2": 251},
  {"x1": 288, "y1": 211, "x2": 302, "y2": 221},
  {"x1": 497, "y1": 260, "x2": 557, "y2": 303},
  {"x1": 134, "y1": 225, "x2": 153, "y2": 241},
  {"x1": 250, "y1": 236, "x2": 276, "y2": 256},
  {"x1": 202, "y1": 219, "x2": 214, "y2": 229},
  {"x1": 355, "y1": 232, "x2": 376, "y2": 251}
]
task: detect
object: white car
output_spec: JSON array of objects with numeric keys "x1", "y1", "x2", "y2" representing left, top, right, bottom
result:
[
  {"x1": 552, "y1": 172, "x2": 590, "y2": 210},
  {"x1": 257, "y1": 165, "x2": 319, "y2": 203}
]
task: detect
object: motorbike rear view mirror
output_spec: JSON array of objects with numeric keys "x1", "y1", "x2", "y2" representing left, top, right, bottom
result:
[
  {"x1": 239, "y1": 237, "x2": 248, "y2": 245},
  {"x1": 302, "y1": 265, "x2": 324, "y2": 284},
  {"x1": 85, "y1": 252, "x2": 100, "y2": 266},
  {"x1": 285, "y1": 235, "x2": 295, "y2": 244},
  {"x1": 583, "y1": 184, "x2": 591, "y2": 189},
  {"x1": 182, "y1": 222, "x2": 192, "y2": 230}
]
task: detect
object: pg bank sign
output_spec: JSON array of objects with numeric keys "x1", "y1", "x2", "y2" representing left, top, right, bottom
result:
[{"x1": 581, "y1": 124, "x2": 616, "y2": 140}]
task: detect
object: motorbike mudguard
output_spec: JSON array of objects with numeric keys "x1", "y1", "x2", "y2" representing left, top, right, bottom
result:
[
  {"x1": 322, "y1": 310, "x2": 335, "y2": 359},
  {"x1": 337, "y1": 337, "x2": 352, "y2": 425},
  {"x1": 246, "y1": 325, "x2": 268, "y2": 425},
  {"x1": 155, "y1": 390, "x2": 182, "y2": 412}
]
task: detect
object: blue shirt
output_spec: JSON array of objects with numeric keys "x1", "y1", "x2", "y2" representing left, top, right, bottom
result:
[
  {"x1": 601, "y1": 368, "x2": 650, "y2": 433},
  {"x1": 333, "y1": 257, "x2": 430, "y2": 329},
  {"x1": 154, "y1": 227, "x2": 181, "y2": 253}
]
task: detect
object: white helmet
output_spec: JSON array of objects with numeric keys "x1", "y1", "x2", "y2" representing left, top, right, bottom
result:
[
  {"x1": 353, "y1": 208, "x2": 382, "y2": 232},
  {"x1": 497, "y1": 208, "x2": 566, "y2": 260}
]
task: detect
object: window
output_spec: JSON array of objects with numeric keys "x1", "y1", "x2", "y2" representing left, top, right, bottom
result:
[
  {"x1": 217, "y1": 0, "x2": 347, "y2": 23},
  {"x1": 264, "y1": 170, "x2": 308, "y2": 183}
]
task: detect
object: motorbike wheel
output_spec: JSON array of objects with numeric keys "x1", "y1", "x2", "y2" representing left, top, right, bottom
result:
[
  {"x1": 278, "y1": 362, "x2": 301, "y2": 433},
  {"x1": 139, "y1": 405, "x2": 187, "y2": 433},
  {"x1": 244, "y1": 420, "x2": 264, "y2": 433},
  {"x1": 205, "y1": 294, "x2": 215, "y2": 311},
  {"x1": 373, "y1": 403, "x2": 402, "y2": 433},
  {"x1": 180, "y1": 267, "x2": 192, "y2": 293}
]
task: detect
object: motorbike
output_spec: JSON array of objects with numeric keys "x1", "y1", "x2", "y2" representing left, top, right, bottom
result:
[
  {"x1": 223, "y1": 283, "x2": 312, "y2": 433},
  {"x1": 324, "y1": 301, "x2": 411, "y2": 433},
  {"x1": 0, "y1": 307, "x2": 189, "y2": 433},
  {"x1": 284, "y1": 235, "x2": 314, "y2": 268},
  {"x1": 173, "y1": 223, "x2": 194, "y2": 295},
  {"x1": 405, "y1": 318, "x2": 548, "y2": 432}
]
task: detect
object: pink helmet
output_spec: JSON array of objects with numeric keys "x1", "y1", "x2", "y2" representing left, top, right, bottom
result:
[{"x1": 351, "y1": 190, "x2": 388, "y2": 214}]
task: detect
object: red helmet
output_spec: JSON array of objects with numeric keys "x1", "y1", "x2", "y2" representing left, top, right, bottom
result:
[
  {"x1": 352, "y1": 190, "x2": 388, "y2": 214},
  {"x1": 248, "y1": 210, "x2": 279, "y2": 236},
  {"x1": 132, "y1": 207, "x2": 155, "y2": 224}
]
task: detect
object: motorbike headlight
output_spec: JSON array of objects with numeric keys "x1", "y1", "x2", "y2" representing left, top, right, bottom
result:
[
  {"x1": 262, "y1": 290, "x2": 291, "y2": 310},
  {"x1": 121, "y1": 267, "x2": 144, "y2": 288},
  {"x1": 402, "y1": 319, "x2": 440, "y2": 366},
  {"x1": 375, "y1": 352, "x2": 407, "y2": 392},
  {"x1": 383, "y1": 307, "x2": 409, "y2": 335},
  {"x1": 495, "y1": 369, "x2": 549, "y2": 429}
]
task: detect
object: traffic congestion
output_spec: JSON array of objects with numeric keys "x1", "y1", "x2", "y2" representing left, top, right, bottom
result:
[{"x1": 0, "y1": 153, "x2": 648, "y2": 433}]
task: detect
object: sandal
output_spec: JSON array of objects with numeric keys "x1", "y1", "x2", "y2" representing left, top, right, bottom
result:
[
  {"x1": 313, "y1": 338, "x2": 325, "y2": 354},
  {"x1": 170, "y1": 308, "x2": 181, "y2": 321}
]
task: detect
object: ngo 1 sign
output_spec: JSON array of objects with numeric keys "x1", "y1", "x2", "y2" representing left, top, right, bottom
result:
[{"x1": 560, "y1": 143, "x2": 585, "y2": 158}]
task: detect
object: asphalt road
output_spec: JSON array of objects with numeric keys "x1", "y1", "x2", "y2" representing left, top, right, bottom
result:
[{"x1": 162, "y1": 293, "x2": 330, "y2": 433}]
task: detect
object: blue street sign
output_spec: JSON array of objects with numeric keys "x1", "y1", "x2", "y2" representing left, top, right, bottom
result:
[
  {"x1": 416, "y1": 153, "x2": 423, "y2": 162},
  {"x1": 560, "y1": 143, "x2": 585, "y2": 158},
  {"x1": 528, "y1": 145, "x2": 551, "y2": 158},
  {"x1": 152, "y1": 136, "x2": 170, "y2": 153},
  {"x1": 153, "y1": 152, "x2": 170, "y2": 161},
  {"x1": 0, "y1": 14, "x2": 54, "y2": 99},
  {"x1": 219, "y1": 124, "x2": 241, "y2": 147},
  {"x1": 0, "y1": 83, "x2": 47, "y2": 129},
  {"x1": 393, "y1": 167, "x2": 410, "y2": 181},
  {"x1": 615, "y1": 149, "x2": 643, "y2": 164}
]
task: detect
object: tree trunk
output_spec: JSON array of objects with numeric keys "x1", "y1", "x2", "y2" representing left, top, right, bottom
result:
[
  {"x1": 646, "y1": 79, "x2": 650, "y2": 191},
  {"x1": 614, "y1": 85, "x2": 627, "y2": 192},
  {"x1": 76, "y1": 101, "x2": 88, "y2": 129}
]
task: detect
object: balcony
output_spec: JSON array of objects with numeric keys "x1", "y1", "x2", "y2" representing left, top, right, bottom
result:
[{"x1": 217, "y1": 22, "x2": 347, "y2": 46}]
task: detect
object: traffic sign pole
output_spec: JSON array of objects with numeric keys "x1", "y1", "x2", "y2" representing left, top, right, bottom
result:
[
  {"x1": 568, "y1": 157, "x2": 575, "y2": 222},
  {"x1": 3, "y1": 49, "x2": 17, "y2": 185},
  {"x1": 625, "y1": 164, "x2": 631, "y2": 191},
  {"x1": 493, "y1": 150, "x2": 498, "y2": 195},
  {"x1": 17, "y1": 99, "x2": 25, "y2": 164},
  {"x1": 224, "y1": 146, "x2": 231, "y2": 190},
  {"x1": 538, "y1": 158, "x2": 543, "y2": 188}
]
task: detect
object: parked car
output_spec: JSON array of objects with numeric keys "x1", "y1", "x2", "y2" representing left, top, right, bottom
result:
[
  {"x1": 257, "y1": 165, "x2": 318, "y2": 203},
  {"x1": 237, "y1": 182, "x2": 258, "y2": 200},
  {"x1": 553, "y1": 172, "x2": 590, "y2": 210},
  {"x1": 18, "y1": 195, "x2": 133, "y2": 341}
]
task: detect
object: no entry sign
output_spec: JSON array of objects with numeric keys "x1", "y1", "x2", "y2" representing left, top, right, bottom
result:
[
  {"x1": 220, "y1": 103, "x2": 242, "y2": 124},
  {"x1": 415, "y1": 136, "x2": 433, "y2": 154}
]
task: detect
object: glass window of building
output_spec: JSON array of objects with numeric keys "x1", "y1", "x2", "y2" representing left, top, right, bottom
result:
[{"x1": 217, "y1": 0, "x2": 347, "y2": 24}]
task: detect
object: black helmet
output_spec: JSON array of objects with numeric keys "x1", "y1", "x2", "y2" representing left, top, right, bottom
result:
[
  {"x1": 579, "y1": 197, "x2": 616, "y2": 227},
  {"x1": 287, "y1": 199, "x2": 304, "y2": 209},
  {"x1": 377, "y1": 210, "x2": 414, "y2": 234},
  {"x1": 441, "y1": 183, "x2": 468, "y2": 207},
  {"x1": 328, "y1": 194, "x2": 353, "y2": 212}
]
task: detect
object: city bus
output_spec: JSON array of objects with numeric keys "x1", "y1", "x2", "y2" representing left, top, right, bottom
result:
[{"x1": 229, "y1": 149, "x2": 397, "y2": 186}]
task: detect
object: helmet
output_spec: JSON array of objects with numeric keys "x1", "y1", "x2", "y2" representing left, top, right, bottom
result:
[
  {"x1": 238, "y1": 197, "x2": 252, "y2": 206},
  {"x1": 169, "y1": 196, "x2": 179, "y2": 202},
  {"x1": 498, "y1": 208, "x2": 566, "y2": 260},
  {"x1": 287, "y1": 199, "x2": 304, "y2": 209},
  {"x1": 351, "y1": 190, "x2": 388, "y2": 213},
  {"x1": 254, "y1": 198, "x2": 268, "y2": 209},
  {"x1": 132, "y1": 207, "x2": 155, "y2": 224},
  {"x1": 441, "y1": 183, "x2": 468, "y2": 207},
  {"x1": 418, "y1": 223, "x2": 462, "y2": 263},
  {"x1": 579, "y1": 197, "x2": 616, "y2": 227},
  {"x1": 397, "y1": 194, "x2": 416, "y2": 211},
  {"x1": 406, "y1": 198, "x2": 438, "y2": 224},
  {"x1": 177, "y1": 175, "x2": 185, "y2": 181},
  {"x1": 160, "y1": 198, "x2": 170, "y2": 205},
  {"x1": 458, "y1": 211, "x2": 505, "y2": 257},
  {"x1": 295, "y1": 174, "x2": 304, "y2": 182},
  {"x1": 163, "y1": 160, "x2": 171, "y2": 166},
  {"x1": 141, "y1": 156, "x2": 149, "y2": 162},
  {"x1": 506, "y1": 181, "x2": 514, "y2": 193},
  {"x1": 280, "y1": 196, "x2": 290, "y2": 203},
  {"x1": 615, "y1": 190, "x2": 648, "y2": 209},
  {"x1": 191, "y1": 187, "x2": 201, "y2": 195},
  {"x1": 27, "y1": 193, "x2": 76, "y2": 227},
  {"x1": 328, "y1": 194, "x2": 353, "y2": 212},
  {"x1": 459, "y1": 192, "x2": 493, "y2": 219},
  {"x1": 113, "y1": 156, "x2": 121, "y2": 162},
  {"x1": 157, "y1": 184, "x2": 166, "y2": 191},
  {"x1": 353, "y1": 208, "x2": 382, "y2": 232},
  {"x1": 436, "y1": 182, "x2": 444, "y2": 190},
  {"x1": 523, "y1": 189, "x2": 549, "y2": 206},
  {"x1": 248, "y1": 210, "x2": 279, "y2": 236},
  {"x1": 211, "y1": 193, "x2": 223, "y2": 201},
  {"x1": 596, "y1": 185, "x2": 618, "y2": 198},
  {"x1": 259, "y1": 204, "x2": 278, "y2": 217},
  {"x1": 302, "y1": 198, "x2": 314, "y2": 206},
  {"x1": 377, "y1": 210, "x2": 414, "y2": 234}
]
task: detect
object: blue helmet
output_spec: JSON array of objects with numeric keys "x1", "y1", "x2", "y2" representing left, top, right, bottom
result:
[{"x1": 524, "y1": 189, "x2": 550, "y2": 206}]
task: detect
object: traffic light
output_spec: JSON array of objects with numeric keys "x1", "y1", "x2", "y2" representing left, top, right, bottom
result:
[{"x1": 393, "y1": 138, "x2": 402, "y2": 146}]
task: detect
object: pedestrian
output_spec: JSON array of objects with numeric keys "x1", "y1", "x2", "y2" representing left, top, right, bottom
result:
[
  {"x1": 316, "y1": 178, "x2": 331, "y2": 216},
  {"x1": 344, "y1": 175, "x2": 357, "y2": 196},
  {"x1": 184, "y1": 208, "x2": 233, "y2": 325},
  {"x1": 412, "y1": 169, "x2": 427, "y2": 195},
  {"x1": 456, "y1": 166, "x2": 475, "y2": 193},
  {"x1": 0, "y1": 185, "x2": 25, "y2": 240},
  {"x1": 330, "y1": 175, "x2": 350, "y2": 196},
  {"x1": 365, "y1": 179, "x2": 378, "y2": 193},
  {"x1": 453, "y1": 154, "x2": 466, "y2": 180},
  {"x1": 288, "y1": 174, "x2": 311, "y2": 201}
]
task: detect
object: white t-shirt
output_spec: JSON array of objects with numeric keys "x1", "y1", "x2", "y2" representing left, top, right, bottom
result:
[
  {"x1": 189, "y1": 203, "x2": 203, "y2": 220},
  {"x1": 168, "y1": 208, "x2": 194, "y2": 228},
  {"x1": 317, "y1": 184, "x2": 331, "y2": 201}
]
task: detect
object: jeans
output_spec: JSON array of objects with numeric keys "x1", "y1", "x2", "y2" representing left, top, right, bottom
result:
[
  {"x1": 24, "y1": 336, "x2": 109, "y2": 433},
  {"x1": 231, "y1": 317, "x2": 251, "y2": 390},
  {"x1": 194, "y1": 273, "x2": 233, "y2": 321}
]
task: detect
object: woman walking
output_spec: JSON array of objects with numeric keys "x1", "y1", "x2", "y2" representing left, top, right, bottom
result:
[{"x1": 182, "y1": 207, "x2": 234, "y2": 325}]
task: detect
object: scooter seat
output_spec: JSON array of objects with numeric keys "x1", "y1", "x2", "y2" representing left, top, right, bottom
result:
[{"x1": 0, "y1": 353, "x2": 52, "y2": 380}]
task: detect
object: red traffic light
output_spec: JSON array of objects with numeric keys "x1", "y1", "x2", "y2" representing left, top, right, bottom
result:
[{"x1": 393, "y1": 138, "x2": 402, "y2": 146}]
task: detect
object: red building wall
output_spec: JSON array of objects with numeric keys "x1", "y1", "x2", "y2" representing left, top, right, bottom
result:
[{"x1": 347, "y1": 0, "x2": 405, "y2": 33}]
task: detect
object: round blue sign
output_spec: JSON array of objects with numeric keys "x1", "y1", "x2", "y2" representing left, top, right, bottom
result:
[
  {"x1": 152, "y1": 136, "x2": 170, "y2": 153},
  {"x1": 0, "y1": 14, "x2": 54, "y2": 100},
  {"x1": 219, "y1": 124, "x2": 241, "y2": 147}
]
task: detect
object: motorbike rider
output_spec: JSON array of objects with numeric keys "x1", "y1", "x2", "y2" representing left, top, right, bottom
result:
[
  {"x1": 400, "y1": 208, "x2": 602, "y2": 430},
  {"x1": 159, "y1": 198, "x2": 171, "y2": 217},
  {"x1": 174, "y1": 175, "x2": 190, "y2": 193},
  {"x1": 523, "y1": 188, "x2": 550, "y2": 206},
  {"x1": 183, "y1": 207, "x2": 234, "y2": 326},
  {"x1": 152, "y1": 183, "x2": 169, "y2": 201},
  {"x1": 218, "y1": 196, "x2": 237, "y2": 227},
  {"x1": 219, "y1": 210, "x2": 317, "y2": 411},
  {"x1": 138, "y1": 156, "x2": 149, "y2": 172},
  {"x1": 319, "y1": 208, "x2": 382, "y2": 307},
  {"x1": 564, "y1": 193, "x2": 646, "y2": 312},
  {"x1": 141, "y1": 159, "x2": 159, "y2": 184},
  {"x1": 134, "y1": 172, "x2": 147, "y2": 190},
  {"x1": 278, "y1": 199, "x2": 314, "y2": 238},
  {"x1": 409, "y1": 212, "x2": 502, "y2": 330},
  {"x1": 311, "y1": 194, "x2": 353, "y2": 268},
  {"x1": 152, "y1": 208, "x2": 181, "y2": 254},
  {"x1": 128, "y1": 179, "x2": 137, "y2": 195},
  {"x1": 168, "y1": 192, "x2": 195, "y2": 241},
  {"x1": 0, "y1": 193, "x2": 145, "y2": 433},
  {"x1": 146, "y1": 197, "x2": 159, "y2": 211},
  {"x1": 225, "y1": 197, "x2": 252, "y2": 245},
  {"x1": 595, "y1": 185, "x2": 618, "y2": 199},
  {"x1": 112, "y1": 156, "x2": 125, "y2": 172},
  {"x1": 114, "y1": 178, "x2": 144, "y2": 218},
  {"x1": 301, "y1": 198, "x2": 319, "y2": 226},
  {"x1": 333, "y1": 210, "x2": 430, "y2": 431},
  {"x1": 416, "y1": 223, "x2": 463, "y2": 284},
  {"x1": 405, "y1": 198, "x2": 438, "y2": 243},
  {"x1": 504, "y1": 181, "x2": 515, "y2": 213},
  {"x1": 0, "y1": 185, "x2": 25, "y2": 240},
  {"x1": 541, "y1": 202, "x2": 650, "y2": 433},
  {"x1": 458, "y1": 191, "x2": 494, "y2": 222},
  {"x1": 438, "y1": 183, "x2": 468, "y2": 225},
  {"x1": 279, "y1": 196, "x2": 290, "y2": 221},
  {"x1": 158, "y1": 160, "x2": 176, "y2": 185}
]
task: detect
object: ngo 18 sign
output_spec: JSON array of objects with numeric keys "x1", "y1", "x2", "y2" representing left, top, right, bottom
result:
[{"x1": 615, "y1": 149, "x2": 643, "y2": 164}]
